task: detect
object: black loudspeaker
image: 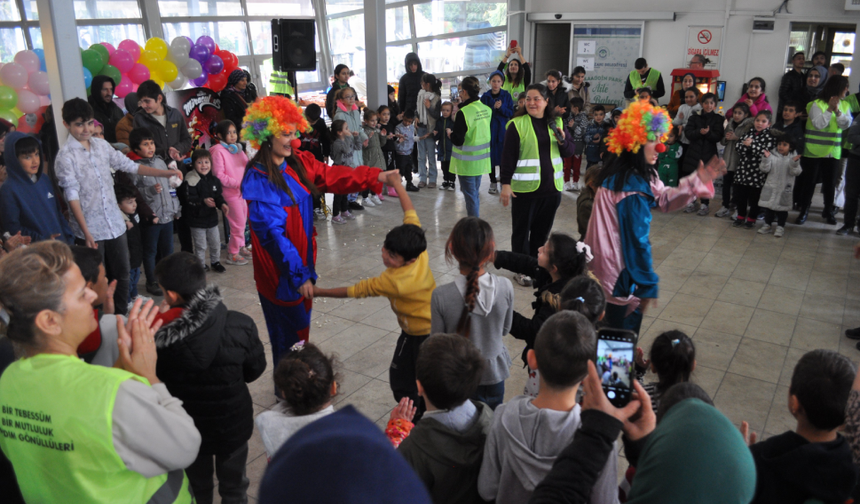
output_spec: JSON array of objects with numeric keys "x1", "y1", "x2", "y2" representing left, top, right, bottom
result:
[{"x1": 272, "y1": 18, "x2": 316, "y2": 72}]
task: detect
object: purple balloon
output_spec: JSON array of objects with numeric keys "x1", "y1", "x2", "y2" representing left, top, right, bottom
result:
[
  {"x1": 196, "y1": 35, "x2": 216, "y2": 54},
  {"x1": 192, "y1": 69, "x2": 209, "y2": 87},
  {"x1": 189, "y1": 43, "x2": 211, "y2": 64},
  {"x1": 203, "y1": 54, "x2": 224, "y2": 75}
]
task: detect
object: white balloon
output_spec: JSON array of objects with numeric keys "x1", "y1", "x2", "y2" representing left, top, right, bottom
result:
[
  {"x1": 168, "y1": 48, "x2": 190, "y2": 68},
  {"x1": 170, "y1": 36, "x2": 192, "y2": 55},
  {"x1": 167, "y1": 74, "x2": 187, "y2": 90},
  {"x1": 181, "y1": 59, "x2": 203, "y2": 79}
]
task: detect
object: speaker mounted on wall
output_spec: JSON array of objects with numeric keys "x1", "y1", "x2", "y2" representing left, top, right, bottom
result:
[{"x1": 272, "y1": 18, "x2": 317, "y2": 72}]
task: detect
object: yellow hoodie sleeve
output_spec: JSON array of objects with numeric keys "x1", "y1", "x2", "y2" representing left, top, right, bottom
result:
[{"x1": 347, "y1": 271, "x2": 400, "y2": 299}]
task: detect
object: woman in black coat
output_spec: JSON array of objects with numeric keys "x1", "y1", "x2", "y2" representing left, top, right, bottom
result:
[
  {"x1": 88, "y1": 75, "x2": 125, "y2": 143},
  {"x1": 220, "y1": 70, "x2": 251, "y2": 130}
]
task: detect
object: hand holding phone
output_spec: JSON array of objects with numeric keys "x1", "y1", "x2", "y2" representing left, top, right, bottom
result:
[{"x1": 596, "y1": 328, "x2": 637, "y2": 407}]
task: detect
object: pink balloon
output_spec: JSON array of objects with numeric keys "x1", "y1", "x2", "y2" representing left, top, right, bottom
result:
[
  {"x1": 118, "y1": 39, "x2": 141, "y2": 63},
  {"x1": 14, "y1": 51, "x2": 40, "y2": 74},
  {"x1": 27, "y1": 71, "x2": 50, "y2": 96},
  {"x1": 109, "y1": 49, "x2": 135, "y2": 74},
  {"x1": 39, "y1": 94, "x2": 51, "y2": 107},
  {"x1": 115, "y1": 75, "x2": 134, "y2": 98},
  {"x1": 17, "y1": 89, "x2": 40, "y2": 114},
  {"x1": 100, "y1": 42, "x2": 116, "y2": 57},
  {"x1": 127, "y1": 63, "x2": 150, "y2": 84},
  {"x1": 0, "y1": 63, "x2": 29, "y2": 90}
]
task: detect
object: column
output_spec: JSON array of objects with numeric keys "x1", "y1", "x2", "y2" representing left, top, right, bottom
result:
[{"x1": 364, "y1": 0, "x2": 387, "y2": 110}]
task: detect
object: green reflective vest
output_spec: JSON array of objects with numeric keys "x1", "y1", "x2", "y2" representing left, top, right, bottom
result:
[
  {"x1": 501, "y1": 65, "x2": 525, "y2": 99},
  {"x1": 804, "y1": 99, "x2": 851, "y2": 159},
  {"x1": 628, "y1": 69, "x2": 661, "y2": 92},
  {"x1": 841, "y1": 93, "x2": 860, "y2": 154},
  {"x1": 269, "y1": 70, "x2": 294, "y2": 96},
  {"x1": 451, "y1": 100, "x2": 492, "y2": 176},
  {"x1": 507, "y1": 115, "x2": 564, "y2": 193},
  {"x1": 0, "y1": 354, "x2": 194, "y2": 504}
]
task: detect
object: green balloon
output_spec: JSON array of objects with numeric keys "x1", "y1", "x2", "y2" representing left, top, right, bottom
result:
[
  {"x1": 89, "y1": 43, "x2": 109, "y2": 63},
  {"x1": 98, "y1": 64, "x2": 122, "y2": 86},
  {"x1": 81, "y1": 49, "x2": 104, "y2": 75},
  {"x1": 0, "y1": 86, "x2": 18, "y2": 110},
  {"x1": 0, "y1": 109, "x2": 17, "y2": 125}
]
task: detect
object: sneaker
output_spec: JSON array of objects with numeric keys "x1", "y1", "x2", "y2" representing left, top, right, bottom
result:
[
  {"x1": 488, "y1": 182, "x2": 499, "y2": 195},
  {"x1": 571, "y1": 181, "x2": 581, "y2": 192},
  {"x1": 377, "y1": 192, "x2": 385, "y2": 201},
  {"x1": 427, "y1": 182, "x2": 436, "y2": 189},
  {"x1": 514, "y1": 273, "x2": 533, "y2": 287},
  {"x1": 343, "y1": 211, "x2": 356, "y2": 220},
  {"x1": 211, "y1": 262, "x2": 227, "y2": 273},
  {"x1": 313, "y1": 208, "x2": 324, "y2": 220},
  {"x1": 406, "y1": 182, "x2": 420, "y2": 192},
  {"x1": 836, "y1": 225, "x2": 851, "y2": 236},
  {"x1": 564, "y1": 180, "x2": 574, "y2": 191},
  {"x1": 203, "y1": 265, "x2": 210, "y2": 272},
  {"x1": 697, "y1": 204, "x2": 710, "y2": 216},
  {"x1": 744, "y1": 220, "x2": 755, "y2": 229},
  {"x1": 387, "y1": 186, "x2": 399, "y2": 197},
  {"x1": 348, "y1": 201, "x2": 365, "y2": 211},
  {"x1": 146, "y1": 282, "x2": 163, "y2": 296},
  {"x1": 714, "y1": 206, "x2": 731, "y2": 218},
  {"x1": 846, "y1": 327, "x2": 860, "y2": 339},
  {"x1": 417, "y1": 181, "x2": 427, "y2": 188},
  {"x1": 732, "y1": 218, "x2": 745, "y2": 228},
  {"x1": 362, "y1": 197, "x2": 376, "y2": 207},
  {"x1": 684, "y1": 202, "x2": 696, "y2": 213},
  {"x1": 225, "y1": 253, "x2": 249, "y2": 265},
  {"x1": 331, "y1": 215, "x2": 347, "y2": 225},
  {"x1": 773, "y1": 226, "x2": 785, "y2": 238},
  {"x1": 370, "y1": 194, "x2": 383, "y2": 205},
  {"x1": 447, "y1": 182, "x2": 456, "y2": 191},
  {"x1": 757, "y1": 224, "x2": 773, "y2": 234},
  {"x1": 239, "y1": 247, "x2": 253, "y2": 258},
  {"x1": 731, "y1": 209, "x2": 738, "y2": 220},
  {"x1": 439, "y1": 182, "x2": 449, "y2": 190}
]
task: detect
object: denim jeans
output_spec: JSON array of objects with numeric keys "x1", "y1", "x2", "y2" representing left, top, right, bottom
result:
[
  {"x1": 141, "y1": 221, "x2": 174, "y2": 285},
  {"x1": 473, "y1": 381, "x2": 505, "y2": 410},
  {"x1": 128, "y1": 267, "x2": 141, "y2": 300},
  {"x1": 416, "y1": 126, "x2": 437, "y2": 184},
  {"x1": 458, "y1": 174, "x2": 482, "y2": 217}
]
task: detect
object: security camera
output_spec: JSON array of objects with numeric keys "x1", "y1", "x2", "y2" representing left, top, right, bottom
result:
[{"x1": 554, "y1": 13, "x2": 562, "y2": 19}]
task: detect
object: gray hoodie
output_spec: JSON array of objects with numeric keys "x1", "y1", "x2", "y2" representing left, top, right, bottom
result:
[
  {"x1": 430, "y1": 273, "x2": 513, "y2": 385},
  {"x1": 477, "y1": 396, "x2": 619, "y2": 504}
]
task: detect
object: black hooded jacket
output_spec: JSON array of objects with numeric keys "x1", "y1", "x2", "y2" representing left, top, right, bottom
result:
[
  {"x1": 398, "y1": 53, "x2": 425, "y2": 114},
  {"x1": 155, "y1": 285, "x2": 267, "y2": 453},
  {"x1": 87, "y1": 75, "x2": 125, "y2": 144}
]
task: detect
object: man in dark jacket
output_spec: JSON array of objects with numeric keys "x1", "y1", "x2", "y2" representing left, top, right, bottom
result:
[
  {"x1": 88, "y1": 75, "x2": 125, "y2": 144},
  {"x1": 153, "y1": 252, "x2": 266, "y2": 504},
  {"x1": 778, "y1": 52, "x2": 807, "y2": 117},
  {"x1": 398, "y1": 52, "x2": 425, "y2": 115},
  {"x1": 133, "y1": 80, "x2": 193, "y2": 162}
]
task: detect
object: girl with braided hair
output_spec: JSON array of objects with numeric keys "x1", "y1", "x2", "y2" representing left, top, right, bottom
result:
[{"x1": 430, "y1": 217, "x2": 513, "y2": 410}]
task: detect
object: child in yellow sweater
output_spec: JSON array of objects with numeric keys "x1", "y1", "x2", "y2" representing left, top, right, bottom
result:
[{"x1": 314, "y1": 171, "x2": 436, "y2": 418}]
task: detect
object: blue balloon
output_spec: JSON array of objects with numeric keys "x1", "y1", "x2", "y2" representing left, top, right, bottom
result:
[
  {"x1": 33, "y1": 48, "x2": 46, "y2": 72},
  {"x1": 83, "y1": 67, "x2": 93, "y2": 89}
]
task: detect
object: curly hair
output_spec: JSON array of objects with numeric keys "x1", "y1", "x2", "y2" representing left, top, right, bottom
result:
[
  {"x1": 605, "y1": 100, "x2": 671, "y2": 155},
  {"x1": 241, "y1": 96, "x2": 310, "y2": 150}
]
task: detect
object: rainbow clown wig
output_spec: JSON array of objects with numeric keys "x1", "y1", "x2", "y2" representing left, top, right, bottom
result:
[
  {"x1": 605, "y1": 101, "x2": 671, "y2": 155},
  {"x1": 240, "y1": 96, "x2": 310, "y2": 150}
]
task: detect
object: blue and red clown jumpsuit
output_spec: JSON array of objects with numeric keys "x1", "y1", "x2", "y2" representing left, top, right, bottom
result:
[{"x1": 242, "y1": 148, "x2": 383, "y2": 367}]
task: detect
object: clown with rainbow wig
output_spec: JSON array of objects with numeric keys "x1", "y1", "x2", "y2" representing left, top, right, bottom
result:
[
  {"x1": 240, "y1": 96, "x2": 391, "y2": 368},
  {"x1": 584, "y1": 101, "x2": 726, "y2": 333}
]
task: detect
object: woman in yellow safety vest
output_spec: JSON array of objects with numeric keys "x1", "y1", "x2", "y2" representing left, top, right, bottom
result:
[
  {"x1": 797, "y1": 75, "x2": 852, "y2": 225},
  {"x1": 497, "y1": 45, "x2": 531, "y2": 102},
  {"x1": 450, "y1": 76, "x2": 492, "y2": 217},
  {"x1": 498, "y1": 83, "x2": 576, "y2": 286},
  {"x1": 0, "y1": 241, "x2": 201, "y2": 504}
]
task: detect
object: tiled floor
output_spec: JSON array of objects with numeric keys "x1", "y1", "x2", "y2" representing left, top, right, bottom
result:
[{"x1": 168, "y1": 175, "x2": 860, "y2": 502}]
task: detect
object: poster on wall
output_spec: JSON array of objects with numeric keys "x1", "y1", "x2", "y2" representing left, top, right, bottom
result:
[
  {"x1": 166, "y1": 87, "x2": 225, "y2": 152},
  {"x1": 686, "y1": 26, "x2": 722, "y2": 69},
  {"x1": 572, "y1": 25, "x2": 642, "y2": 107}
]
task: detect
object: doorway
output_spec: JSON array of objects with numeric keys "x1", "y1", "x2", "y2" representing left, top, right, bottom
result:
[
  {"x1": 532, "y1": 23, "x2": 571, "y2": 79},
  {"x1": 787, "y1": 22, "x2": 855, "y2": 75}
]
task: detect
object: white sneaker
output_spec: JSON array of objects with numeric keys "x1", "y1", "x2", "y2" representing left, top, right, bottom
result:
[
  {"x1": 774, "y1": 226, "x2": 785, "y2": 238},
  {"x1": 370, "y1": 194, "x2": 383, "y2": 206},
  {"x1": 571, "y1": 181, "x2": 581, "y2": 191},
  {"x1": 313, "y1": 208, "x2": 324, "y2": 220},
  {"x1": 684, "y1": 202, "x2": 696, "y2": 213},
  {"x1": 696, "y1": 204, "x2": 710, "y2": 216},
  {"x1": 757, "y1": 224, "x2": 773, "y2": 234},
  {"x1": 564, "y1": 180, "x2": 574, "y2": 191},
  {"x1": 514, "y1": 273, "x2": 533, "y2": 287},
  {"x1": 714, "y1": 206, "x2": 731, "y2": 218},
  {"x1": 488, "y1": 182, "x2": 499, "y2": 195},
  {"x1": 361, "y1": 197, "x2": 375, "y2": 207}
]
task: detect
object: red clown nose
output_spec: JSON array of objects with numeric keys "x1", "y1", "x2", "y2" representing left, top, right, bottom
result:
[
  {"x1": 290, "y1": 139, "x2": 302, "y2": 151},
  {"x1": 655, "y1": 143, "x2": 667, "y2": 153}
]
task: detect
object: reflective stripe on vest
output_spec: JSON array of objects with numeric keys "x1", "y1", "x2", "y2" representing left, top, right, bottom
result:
[
  {"x1": 450, "y1": 101, "x2": 492, "y2": 176},
  {"x1": 0, "y1": 354, "x2": 193, "y2": 504},
  {"x1": 628, "y1": 69, "x2": 660, "y2": 92},
  {"x1": 269, "y1": 71, "x2": 294, "y2": 95},
  {"x1": 804, "y1": 99, "x2": 850, "y2": 159},
  {"x1": 506, "y1": 115, "x2": 564, "y2": 193}
]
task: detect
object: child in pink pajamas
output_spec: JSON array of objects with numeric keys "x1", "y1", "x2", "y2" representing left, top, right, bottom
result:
[{"x1": 211, "y1": 120, "x2": 251, "y2": 265}]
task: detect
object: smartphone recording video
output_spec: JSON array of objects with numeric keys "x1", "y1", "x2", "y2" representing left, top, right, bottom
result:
[{"x1": 596, "y1": 328, "x2": 637, "y2": 407}]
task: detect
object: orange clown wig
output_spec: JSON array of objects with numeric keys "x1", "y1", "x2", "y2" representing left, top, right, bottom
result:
[
  {"x1": 240, "y1": 96, "x2": 310, "y2": 150},
  {"x1": 605, "y1": 101, "x2": 671, "y2": 155}
]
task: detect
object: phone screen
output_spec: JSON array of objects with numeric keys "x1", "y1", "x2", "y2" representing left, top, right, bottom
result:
[{"x1": 596, "y1": 330, "x2": 636, "y2": 407}]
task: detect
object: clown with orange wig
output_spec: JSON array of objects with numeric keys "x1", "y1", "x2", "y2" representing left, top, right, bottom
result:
[
  {"x1": 241, "y1": 96, "x2": 391, "y2": 368},
  {"x1": 584, "y1": 101, "x2": 726, "y2": 333}
]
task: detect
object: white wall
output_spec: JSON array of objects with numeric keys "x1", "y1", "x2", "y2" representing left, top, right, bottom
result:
[{"x1": 523, "y1": 0, "x2": 860, "y2": 104}]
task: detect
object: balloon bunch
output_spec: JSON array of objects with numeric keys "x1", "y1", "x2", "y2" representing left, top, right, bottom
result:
[
  {"x1": 81, "y1": 36, "x2": 239, "y2": 97},
  {"x1": 0, "y1": 49, "x2": 51, "y2": 125}
]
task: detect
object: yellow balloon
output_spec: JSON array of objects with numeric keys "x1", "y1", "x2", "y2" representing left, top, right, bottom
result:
[
  {"x1": 151, "y1": 77, "x2": 166, "y2": 89},
  {"x1": 145, "y1": 38, "x2": 169, "y2": 61},
  {"x1": 139, "y1": 50, "x2": 160, "y2": 69},
  {"x1": 10, "y1": 106, "x2": 23, "y2": 118},
  {"x1": 156, "y1": 61, "x2": 178, "y2": 83}
]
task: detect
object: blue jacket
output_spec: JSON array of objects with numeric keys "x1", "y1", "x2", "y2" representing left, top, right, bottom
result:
[
  {"x1": 584, "y1": 120, "x2": 607, "y2": 164},
  {"x1": 480, "y1": 86, "x2": 515, "y2": 166},
  {"x1": 434, "y1": 116, "x2": 455, "y2": 161},
  {"x1": 0, "y1": 132, "x2": 74, "y2": 244}
]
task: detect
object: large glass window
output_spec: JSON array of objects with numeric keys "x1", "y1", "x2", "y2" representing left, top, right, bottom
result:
[
  {"x1": 325, "y1": 0, "x2": 363, "y2": 15},
  {"x1": 0, "y1": 27, "x2": 26, "y2": 63},
  {"x1": 163, "y1": 21, "x2": 251, "y2": 55},
  {"x1": 0, "y1": 0, "x2": 39, "y2": 58},
  {"x1": 413, "y1": 0, "x2": 506, "y2": 39},
  {"x1": 386, "y1": 6, "x2": 411, "y2": 43},
  {"x1": 0, "y1": 0, "x2": 20, "y2": 21},
  {"x1": 78, "y1": 24, "x2": 146, "y2": 48},
  {"x1": 74, "y1": 0, "x2": 142, "y2": 19},
  {"x1": 157, "y1": 0, "x2": 242, "y2": 17},
  {"x1": 328, "y1": 13, "x2": 366, "y2": 77},
  {"x1": 417, "y1": 31, "x2": 505, "y2": 74},
  {"x1": 247, "y1": 0, "x2": 314, "y2": 16}
]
